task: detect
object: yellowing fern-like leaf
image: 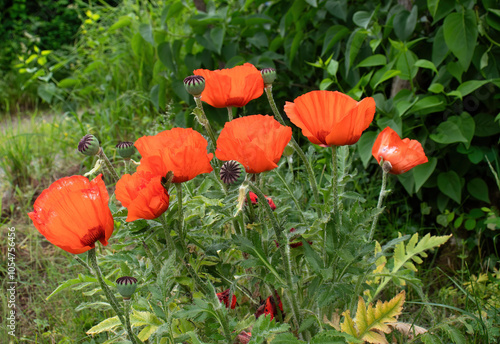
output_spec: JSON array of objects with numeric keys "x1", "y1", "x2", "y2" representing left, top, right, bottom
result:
[{"x1": 341, "y1": 291, "x2": 406, "y2": 344}]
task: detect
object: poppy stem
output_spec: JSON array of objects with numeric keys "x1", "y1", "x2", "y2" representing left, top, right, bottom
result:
[
  {"x1": 331, "y1": 145, "x2": 339, "y2": 225},
  {"x1": 175, "y1": 183, "x2": 184, "y2": 243},
  {"x1": 123, "y1": 299, "x2": 143, "y2": 344},
  {"x1": 97, "y1": 148, "x2": 120, "y2": 183},
  {"x1": 87, "y1": 248, "x2": 127, "y2": 330},
  {"x1": 369, "y1": 169, "x2": 388, "y2": 241},
  {"x1": 142, "y1": 240, "x2": 160, "y2": 272},
  {"x1": 194, "y1": 96, "x2": 219, "y2": 157},
  {"x1": 247, "y1": 181, "x2": 302, "y2": 334},
  {"x1": 264, "y1": 86, "x2": 321, "y2": 208},
  {"x1": 227, "y1": 106, "x2": 233, "y2": 121},
  {"x1": 160, "y1": 213, "x2": 174, "y2": 253}
]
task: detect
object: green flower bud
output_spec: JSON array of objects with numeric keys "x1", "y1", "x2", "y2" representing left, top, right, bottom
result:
[
  {"x1": 260, "y1": 68, "x2": 276, "y2": 85},
  {"x1": 283, "y1": 143, "x2": 294, "y2": 157},
  {"x1": 220, "y1": 160, "x2": 246, "y2": 187},
  {"x1": 184, "y1": 75, "x2": 205, "y2": 96},
  {"x1": 116, "y1": 276, "x2": 138, "y2": 299},
  {"x1": 116, "y1": 141, "x2": 135, "y2": 159},
  {"x1": 78, "y1": 134, "x2": 100, "y2": 156}
]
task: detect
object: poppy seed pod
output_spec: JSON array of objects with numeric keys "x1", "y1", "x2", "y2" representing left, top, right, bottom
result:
[
  {"x1": 116, "y1": 141, "x2": 135, "y2": 159},
  {"x1": 183, "y1": 75, "x2": 205, "y2": 96},
  {"x1": 261, "y1": 68, "x2": 277, "y2": 85},
  {"x1": 220, "y1": 160, "x2": 246, "y2": 186},
  {"x1": 78, "y1": 134, "x2": 100, "y2": 156},
  {"x1": 116, "y1": 276, "x2": 138, "y2": 299}
]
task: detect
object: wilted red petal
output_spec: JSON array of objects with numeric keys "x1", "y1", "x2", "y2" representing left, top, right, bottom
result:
[
  {"x1": 372, "y1": 127, "x2": 428, "y2": 174},
  {"x1": 28, "y1": 175, "x2": 114, "y2": 254},
  {"x1": 193, "y1": 63, "x2": 264, "y2": 108},
  {"x1": 216, "y1": 115, "x2": 292, "y2": 173},
  {"x1": 284, "y1": 90, "x2": 375, "y2": 146}
]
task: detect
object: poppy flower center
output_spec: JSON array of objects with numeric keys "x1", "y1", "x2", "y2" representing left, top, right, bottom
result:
[{"x1": 80, "y1": 226, "x2": 105, "y2": 247}]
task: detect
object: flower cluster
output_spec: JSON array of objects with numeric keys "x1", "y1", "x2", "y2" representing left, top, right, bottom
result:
[{"x1": 27, "y1": 62, "x2": 430, "y2": 343}]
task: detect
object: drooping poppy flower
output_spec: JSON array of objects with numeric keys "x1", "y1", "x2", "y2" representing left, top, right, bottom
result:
[
  {"x1": 135, "y1": 128, "x2": 213, "y2": 183},
  {"x1": 28, "y1": 175, "x2": 114, "y2": 254},
  {"x1": 216, "y1": 289, "x2": 237, "y2": 309},
  {"x1": 255, "y1": 293, "x2": 284, "y2": 321},
  {"x1": 284, "y1": 90, "x2": 376, "y2": 146},
  {"x1": 115, "y1": 171, "x2": 170, "y2": 222},
  {"x1": 216, "y1": 115, "x2": 292, "y2": 173},
  {"x1": 193, "y1": 63, "x2": 264, "y2": 108},
  {"x1": 372, "y1": 127, "x2": 428, "y2": 174},
  {"x1": 247, "y1": 191, "x2": 276, "y2": 211}
]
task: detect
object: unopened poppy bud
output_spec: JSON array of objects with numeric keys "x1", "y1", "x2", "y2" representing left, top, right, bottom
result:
[
  {"x1": 116, "y1": 141, "x2": 135, "y2": 159},
  {"x1": 283, "y1": 143, "x2": 294, "y2": 157},
  {"x1": 382, "y1": 160, "x2": 393, "y2": 173},
  {"x1": 261, "y1": 68, "x2": 276, "y2": 85},
  {"x1": 116, "y1": 276, "x2": 138, "y2": 299},
  {"x1": 184, "y1": 75, "x2": 205, "y2": 96},
  {"x1": 78, "y1": 134, "x2": 100, "y2": 156},
  {"x1": 220, "y1": 160, "x2": 246, "y2": 186}
]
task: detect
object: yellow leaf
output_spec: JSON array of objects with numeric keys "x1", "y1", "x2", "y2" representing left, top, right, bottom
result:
[
  {"x1": 340, "y1": 309, "x2": 358, "y2": 338},
  {"x1": 341, "y1": 291, "x2": 406, "y2": 344}
]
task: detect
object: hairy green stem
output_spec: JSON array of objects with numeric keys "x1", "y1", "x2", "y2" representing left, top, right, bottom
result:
[
  {"x1": 160, "y1": 213, "x2": 174, "y2": 253},
  {"x1": 87, "y1": 249, "x2": 126, "y2": 328},
  {"x1": 97, "y1": 148, "x2": 119, "y2": 183},
  {"x1": 194, "y1": 96, "x2": 219, "y2": 156},
  {"x1": 175, "y1": 183, "x2": 185, "y2": 243},
  {"x1": 123, "y1": 299, "x2": 142, "y2": 344},
  {"x1": 227, "y1": 106, "x2": 233, "y2": 121},
  {"x1": 264, "y1": 86, "x2": 320, "y2": 207},
  {"x1": 369, "y1": 170, "x2": 388, "y2": 241},
  {"x1": 247, "y1": 181, "x2": 302, "y2": 334}
]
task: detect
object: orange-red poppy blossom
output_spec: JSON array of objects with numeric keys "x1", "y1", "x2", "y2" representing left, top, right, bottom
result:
[
  {"x1": 115, "y1": 171, "x2": 170, "y2": 222},
  {"x1": 284, "y1": 90, "x2": 376, "y2": 146},
  {"x1": 135, "y1": 128, "x2": 214, "y2": 183},
  {"x1": 248, "y1": 191, "x2": 276, "y2": 211},
  {"x1": 193, "y1": 63, "x2": 264, "y2": 108},
  {"x1": 372, "y1": 127, "x2": 428, "y2": 174},
  {"x1": 216, "y1": 115, "x2": 292, "y2": 173},
  {"x1": 28, "y1": 175, "x2": 114, "y2": 254}
]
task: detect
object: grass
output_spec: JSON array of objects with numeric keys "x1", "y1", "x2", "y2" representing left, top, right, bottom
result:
[{"x1": 0, "y1": 223, "x2": 111, "y2": 343}]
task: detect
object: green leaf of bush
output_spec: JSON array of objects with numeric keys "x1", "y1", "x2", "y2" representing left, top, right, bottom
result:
[
  {"x1": 438, "y1": 171, "x2": 461, "y2": 203},
  {"x1": 443, "y1": 10, "x2": 478, "y2": 70},
  {"x1": 467, "y1": 178, "x2": 490, "y2": 203}
]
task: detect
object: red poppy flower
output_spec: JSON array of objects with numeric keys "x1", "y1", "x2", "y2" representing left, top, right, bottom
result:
[
  {"x1": 247, "y1": 191, "x2": 276, "y2": 211},
  {"x1": 216, "y1": 289, "x2": 237, "y2": 309},
  {"x1": 193, "y1": 63, "x2": 264, "y2": 108},
  {"x1": 372, "y1": 127, "x2": 428, "y2": 174},
  {"x1": 275, "y1": 228, "x2": 313, "y2": 248},
  {"x1": 28, "y1": 175, "x2": 114, "y2": 254},
  {"x1": 255, "y1": 293, "x2": 284, "y2": 321},
  {"x1": 216, "y1": 115, "x2": 292, "y2": 173},
  {"x1": 284, "y1": 90, "x2": 376, "y2": 146},
  {"x1": 135, "y1": 128, "x2": 213, "y2": 183},
  {"x1": 115, "y1": 171, "x2": 170, "y2": 222}
]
